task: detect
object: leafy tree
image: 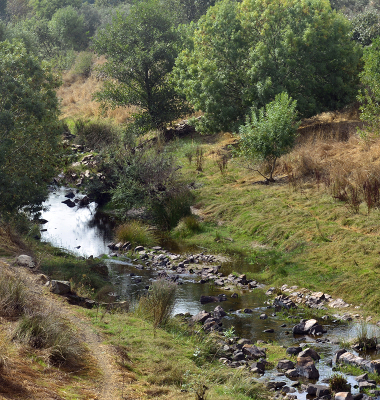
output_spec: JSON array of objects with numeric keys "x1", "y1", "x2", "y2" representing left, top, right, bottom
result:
[
  {"x1": 238, "y1": 92, "x2": 299, "y2": 182},
  {"x1": 0, "y1": 40, "x2": 62, "y2": 215},
  {"x1": 29, "y1": 0, "x2": 81, "y2": 19},
  {"x1": 93, "y1": 0, "x2": 190, "y2": 131},
  {"x1": 49, "y1": 6, "x2": 88, "y2": 50},
  {"x1": 6, "y1": 0, "x2": 32, "y2": 19},
  {"x1": 351, "y1": 9, "x2": 380, "y2": 45},
  {"x1": 358, "y1": 37, "x2": 380, "y2": 135},
  {"x1": 175, "y1": 0, "x2": 362, "y2": 133}
]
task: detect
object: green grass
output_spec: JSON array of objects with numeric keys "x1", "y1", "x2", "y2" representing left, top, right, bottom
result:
[
  {"x1": 83, "y1": 308, "x2": 270, "y2": 399},
  {"x1": 166, "y1": 135, "x2": 380, "y2": 317},
  {"x1": 115, "y1": 220, "x2": 156, "y2": 247}
]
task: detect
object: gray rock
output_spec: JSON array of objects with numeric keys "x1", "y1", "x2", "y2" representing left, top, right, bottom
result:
[
  {"x1": 242, "y1": 344, "x2": 266, "y2": 360},
  {"x1": 286, "y1": 346, "x2": 302, "y2": 356},
  {"x1": 15, "y1": 255, "x2": 34, "y2": 268},
  {"x1": 50, "y1": 280, "x2": 71, "y2": 295},
  {"x1": 191, "y1": 310, "x2": 211, "y2": 324},
  {"x1": 296, "y1": 355, "x2": 320, "y2": 380},
  {"x1": 214, "y1": 305, "x2": 227, "y2": 319},
  {"x1": 298, "y1": 347, "x2": 321, "y2": 361},
  {"x1": 260, "y1": 313, "x2": 268, "y2": 319},
  {"x1": 277, "y1": 359, "x2": 295, "y2": 370},
  {"x1": 273, "y1": 294, "x2": 296, "y2": 309},
  {"x1": 134, "y1": 245, "x2": 144, "y2": 252},
  {"x1": 285, "y1": 369, "x2": 299, "y2": 378}
]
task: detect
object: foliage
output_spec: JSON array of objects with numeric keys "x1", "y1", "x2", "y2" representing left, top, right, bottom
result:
[
  {"x1": 172, "y1": 215, "x2": 203, "y2": 238},
  {"x1": 136, "y1": 279, "x2": 177, "y2": 331},
  {"x1": 93, "y1": 0, "x2": 190, "y2": 131},
  {"x1": 351, "y1": 9, "x2": 380, "y2": 45},
  {"x1": 48, "y1": 6, "x2": 88, "y2": 51},
  {"x1": 0, "y1": 40, "x2": 62, "y2": 215},
  {"x1": 238, "y1": 92, "x2": 299, "y2": 181},
  {"x1": 71, "y1": 51, "x2": 94, "y2": 78},
  {"x1": 358, "y1": 37, "x2": 380, "y2": 136},
  {"x1": 175, "y1": 0, "x2": 362, "y2": 133},
  {"x1": 115, "y1": 220, "x2": 156, "y2": 247},
  {"x1": 73, "y1": 118, "x2": 119, "y2": 151},
  {"x1": 110, "y1": 145, "x2": 193, "y2": 229},
  {"x1": 29, "y1": 0, "x2": 81, "y2": 19}
]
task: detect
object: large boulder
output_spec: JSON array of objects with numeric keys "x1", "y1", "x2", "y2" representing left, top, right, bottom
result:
[
  {"x1": 191, "y1": 310, "x2": 211, "y2": 324},
  {"x1": 242, "y1": 344, "x2": 266, "y2": 360},
  {"x1": 50, "y1": 280, "x2": 71, "y2": 295},
  {"x1": 292, "y1": 319, "x2": 323, "y2": 335},
  {"x1": 298, "y1": 348, "x2": 321, "y2": 361},
  {"x1": 277, "y1": 359, "x2": 295, "y2": 370},
  {"x1": 296, "y1": 355, "x2": 320, "y2": 380},
  {"x1": 15, "y1": 255, "x2": 34, "y2": 268}
]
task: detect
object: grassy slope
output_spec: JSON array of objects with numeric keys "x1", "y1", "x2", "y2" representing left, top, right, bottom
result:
[{"x1": 168, "y1": 128, "x2": 380, "y2": 317}]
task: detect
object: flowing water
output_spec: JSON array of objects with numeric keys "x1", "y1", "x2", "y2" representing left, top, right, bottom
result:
[{"x1": 40, "y1": 188, "x2": 380, "y2": 399}]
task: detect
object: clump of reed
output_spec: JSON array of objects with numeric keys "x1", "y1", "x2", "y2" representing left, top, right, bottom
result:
[{"x1": 115, "y1": 220, "x2": 156, "y2": 248}]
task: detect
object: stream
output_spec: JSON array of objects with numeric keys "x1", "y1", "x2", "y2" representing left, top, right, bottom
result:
[{"x1": 40, "y1": 187, "x2": 380, "y2": 399}]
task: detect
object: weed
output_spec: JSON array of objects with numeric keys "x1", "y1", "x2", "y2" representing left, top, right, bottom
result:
[
  {"x1": 172, "y1": 215, "x2": 203, "y2": 238},
  {"x1": 115, "y1": 220, "x2": 156, "y2": 247},
  {"x1": 223, "y1": 326, "x2": 236, "y2": 339},
  {"x1": 196, "y1": 146, "x2": 204, "y2": 172},
  {"x1": 353, "y1": 321, "x2": 378, "y2": 351},
  {"x1": 329, "y1": 373, "x2": 350, "y2": 392},
  {"x1": 135, "y1": 279, "x2": 177, "y2": 334},
  {"x1": 215, "y1": 150, "x2": 229, "y2": 175}
]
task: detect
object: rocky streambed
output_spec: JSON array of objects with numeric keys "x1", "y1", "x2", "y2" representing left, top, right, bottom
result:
[{"x1": 39, "y1": 188, "x2": 380, "y2": 400}]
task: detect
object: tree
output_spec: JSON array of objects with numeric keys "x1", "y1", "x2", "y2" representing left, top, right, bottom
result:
[
  {"x1": 351, "y1": 9, "x2": 380, "y2": 46},
  {"x1": 0, "y1": 40, "x2": 62, "y2": 215},
  {"x1": 238, "y1": 92, "x2": 299, "y2": 182},
  {"x1": 174, "y1": 0, "x2": 362, "y2": 133},
  {"x1": 93, "y1": 0, "x2": 190, "y2": 131},
  {"x1": 49, "y1": 6, "x2": 88, "y2": 50},
  {"x1": 29, "y1": 0, "x2": 81, "y2": 19},
  {"x1": 357, "y1": 37, "x2": 380, "y2": 136}
]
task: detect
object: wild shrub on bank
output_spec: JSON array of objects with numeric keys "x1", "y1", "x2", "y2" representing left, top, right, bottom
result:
[
  {"x1": 74, "y1": 118, "x2": 119, "y2": 151},
  {"x1": 136, "y1": 279, "x2": 176, "y2": 331},
  {"x1": 71, "y1": 51, "x2": 94, "y2": 78},
  {"x1": 172, "y1": 215, "x2": 203, "y2": 238},
  {"x1": 115, "y1": 221, "x2": 155, "y2": 247},
  {"x1": 13, "y1": 309, "x2": 87, "y2": 368},
  {"x1": 0, "y1": 271, "x2": 30, "y2": 318}
]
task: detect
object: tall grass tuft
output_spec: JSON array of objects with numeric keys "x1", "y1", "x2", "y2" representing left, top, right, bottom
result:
[
  {"x1": 329, "y1": 373, "x2": 350, "y2": 392},
  {"x1": 115, "y1": 220, "x2": 156, "y2": 247},
  {"x1": 13, "y1": 309, "x2": 87, "y2": 368},
  {"x1": 0, "y1": 271, "x2": 29, "y2": 318},
  {"x1": 136, "y1": 279, "x2": 176, "y2": 333},
  {"x1": 172, "y1": 215, "x2": 203, "y2": 238}
]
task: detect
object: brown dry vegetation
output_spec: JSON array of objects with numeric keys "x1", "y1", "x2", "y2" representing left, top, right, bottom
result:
[{"x1": 57, "y1": 56, "x2": 137, "y2": 123}]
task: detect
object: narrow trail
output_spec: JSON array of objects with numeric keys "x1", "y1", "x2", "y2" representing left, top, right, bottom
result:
[{"x1": 55, "y1": 301, "x2": 122, "y2": 400}]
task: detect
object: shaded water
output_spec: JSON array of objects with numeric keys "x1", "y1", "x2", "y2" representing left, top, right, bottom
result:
[{"x1": 40, "y1": 189, "x2": 380, "y2": 399}]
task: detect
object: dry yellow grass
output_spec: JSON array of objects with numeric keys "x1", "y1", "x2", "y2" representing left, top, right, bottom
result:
[{"x1": 57, "y1": 56, "x2": 137, "y2": 123}]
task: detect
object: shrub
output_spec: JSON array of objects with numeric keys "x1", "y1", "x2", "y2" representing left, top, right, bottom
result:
[
  {"x1": 72, "y1": 51, "x2": 94, "y2": 78},
  {"x1": 172, "y1": 215, "x2": 203, "y2": 238},
  {"x1": 136, "y1": 279, "x2": 177, "y2": 331},
  {"x1": 13, "y1": 309, "x2": 87, "y2": 367},
  {"x1": 238, "y1": 92, "x2": 300, "y2": 182},
  {"x1": 115, "y1": 221, "x2": 156, "y2": 247},
  {"x1": 74, "y1": 119, "x2": 119, "y2": 151}
]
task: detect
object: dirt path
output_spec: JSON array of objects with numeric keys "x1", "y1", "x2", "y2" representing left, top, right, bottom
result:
[{"x1": 61, "y1": 309, "x2": 121, "y2": 400}]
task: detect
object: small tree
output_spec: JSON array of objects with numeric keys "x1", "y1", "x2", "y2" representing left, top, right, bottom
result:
[
  {"x1": 358, "y1": 37, "x2": 380, "y2": 136},
  {"x1": 238, "y1": 92, "x2": 299, "y2": 182}
]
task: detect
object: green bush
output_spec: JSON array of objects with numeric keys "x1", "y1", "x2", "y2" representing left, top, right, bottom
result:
[
  {"x1": 74, "y1": 119, "x2": 119, "y2": 151},
  {"x1": 115, "y1": 221, "x2": 156, "y2": 247},
  {"x1": 72, "y1": 51, "x2": 94, "y2": 78},
  {"x1": 329, "y1": 373, "x2": 350, "y2": 392},
  {"x1": 172, "y1": 215, "x2": 203, "y2": 238}
]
